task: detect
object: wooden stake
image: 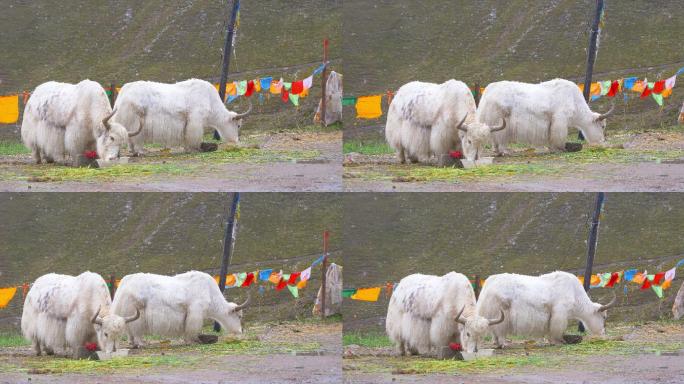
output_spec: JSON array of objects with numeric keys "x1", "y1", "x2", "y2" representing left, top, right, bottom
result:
[
  {"x1": 214, "y1": 0, "x2": 241, "y2": 140},
  {"x1": 320, "y1": 230, "x2": 330, "y2": 319},
  {"x1": 579, "y1": 0, "x2": 605, "y2": 140},
  {"x1": 579, "y1": 192, "x2": 605, "y2": 332},
  {"x1": 320, "y1": 39, "x2": 329, "y2": 127},
  {"x1": 214, "y1": 192, "x2": 241, "y2": 332}
]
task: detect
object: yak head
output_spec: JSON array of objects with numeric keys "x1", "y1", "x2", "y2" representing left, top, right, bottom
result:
[
  {"x1": 97, "y1": 109, "x2": 142, "y2": 161},
  {"x1": 217, "y1": 295, "x2": 251, "y2": 334},
  {"x1": 457, "y1": 115, "x2": 507, "y2": 161},
  {"x1": 581, "y1": 103, "x2": 615, "y2": 145},
  {"x1": 217, "y1": 102, "x2": 253, "y2": 145},
  {"x1": 91, "y1": 306, "x2": 140, "y2": 353},
  {"x1": 455, "y1": 307, "x2": 505, "y2": 353},
  {"x1": 582, "y1": 293, "x2": 617, "y2": 335}
]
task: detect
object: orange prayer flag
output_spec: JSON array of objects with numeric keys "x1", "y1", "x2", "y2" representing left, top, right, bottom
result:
[
  {"x1": 254, "y1": 79, "x2": 262, "y2": 93},
  {"x1": 350, "y1": 287, "x2": 382, "y2": 302},
  {"x1": 296, "y1": 280, "x2": 307, "y2": 289},
  {"x1": 213, "y1": 275, "x2": 221, "y2": 284},
  {"x1": 662, "y1": 280, "x2": 672, "y2": 290},
  {"x1": 355, "y1": 95, "x2": 383, "y2": 119},
  {"x1": 268, "y1": 272, "x2": 281, "y2": 284},
  {"x1": 590, "y1": 83, "x2": 601, "y2": 96},
  {"x1": 0, "y1": 287, "x2": 17, "y2": 308},
  {"x1": 0, "y1": 95, "x2": 19, "y2": 124},
  {"x1": 225, "y1": 274, "x2": 236, "y2": 287}
]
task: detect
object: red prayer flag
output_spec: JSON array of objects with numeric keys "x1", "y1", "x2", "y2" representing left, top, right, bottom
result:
[
  {"x1": 291, "y1": 81, "x2": 304, "y2": 95},
  {"x1": 641, "y1": 278, "x2": 652, "y2": 290},
  {"x1": 288, "y1": 272, "x2": 301, "y2": 285},
  {"x1": 242, "y1": 272, "x2": 255, "y2": 287},
  {"x1": 607, "y1": 81, "x2": 620, "y2": 97},
  {"x1": 245, "y1": 80, "x2": 255, "y2": 97},
  {"x1": 653, "y1": 272, "x2": 665, "y2": 285},
  {"x1": 276, "y1": 278, "x2": 287, "y2": 291},
  {"x1": 653, "y1": 80, "x2": 665, "y2": 94},
  {"x1": 640, "y1": 85, "x2": 652, "y2": 99},
  {"x1": 281, "y1": 88, "x2": 289, "y2": 103},
  {"x1": 606, "y1": 272, "x2": 619, "y2": 287}
]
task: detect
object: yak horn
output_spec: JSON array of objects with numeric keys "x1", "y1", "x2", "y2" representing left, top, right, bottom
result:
[
  {"x1": 91, "y1": 306, "x2": 104, "y2": 326},
  {"x1": 598, "y1": 292, "x2": 617, "y2": 312},
  {"x1": 456, "y1": 114, "x2": 468, "y2": 132},
  {"x1": 102, "y1": 109, "x2": 116, "y2": 131},
  {"x1": 597, "y1": 102, "x2": 616, "y2": 121},
  {"x1": 128, "y1": 120, "x2": 144, "y2": 137},
  {"x1": 124, "y1": 308, "x2": 140, "y2": 323},
  {"x1": 490, "y1": 119, "x2": 506, "y2": 133},
  {"x1": 234, "y1": 101, "x2": 253, "y2": 119},
  {"x1": 234, "y1": 294, "x2": 251, "y2": 312},
  {"x1": 454, "y1": 306, "x2": 467, "y2": 325},
  {"x1": 488, "y1": 309, "x2": 505, "y2": 325}
]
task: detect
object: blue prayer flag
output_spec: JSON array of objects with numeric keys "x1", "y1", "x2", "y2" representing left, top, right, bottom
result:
[
  {"x1": 259, "y1": 269, "x2": 273, "y2": 281},
  {"x1": 260, "y1": 77, "x2": 273, "y2": 91},
  {"x1": 624, "y1": 269, "x2": 638, "y2": 282}
]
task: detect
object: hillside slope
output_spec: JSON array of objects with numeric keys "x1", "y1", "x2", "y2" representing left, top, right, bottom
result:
[{"x1": 343, "y1": 0, "x2": 684, "y2": 138}]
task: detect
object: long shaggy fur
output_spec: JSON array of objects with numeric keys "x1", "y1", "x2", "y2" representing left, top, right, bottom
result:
[
  {"x1": 113, "y1": 79, "x2": 244, "y2": 154},
  {"x1": 477, "y1": 271, "x2": 610, "y2": 347},
  {"x1": 386, "y1": 272, "x2": 476, "y2": 355},
  {"x1": 21, "y1": 80, "x2": 126, "y2": 164},
  {"x1": 21, "y1": 272, "x2": 112, "y2": 357},
  {"x1": 476, "y1": 79, "x2": 608, "y2": 155},
  {"x1": 385, "y1": 80, "x2": 476, "y2": 164},
  {"x1": 111, "y1": 271, "x2": 244, "y2": 347}
]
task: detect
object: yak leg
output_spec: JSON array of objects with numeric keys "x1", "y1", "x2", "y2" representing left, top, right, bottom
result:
[
  {"x1": 548, "y1": 118, "x2": 567, "y2": 152},
  {"x1": 31, "y1": 148, "x2": 42, "y2": 164},
  {"x1": 547, "y1": 309, "x2": 568, "y2": 345},
  {"x1": 32, "y1": 340, "x2": 41, "y2": 356},
  {"x1": 43, "y1": 344, "x2": 54, "y2": 355},
  {"x1": 129, "y1": 332, "x2": 145, "y2": 349},
  {"x1": 492, "y1": 331, "x2": 507, "y2": 349},
  {"x1": 397, "y1": 147, "x2": 406, "y2": 164},
  {"x1": 183, "y1": 114, "x2": 202, "y2": 153},
  {"x1": 183, "y1": 311, "x2": 203, "y2": 344},
  {"x1": 397, "y1": 341, "x2": 407, "y2": 356}
]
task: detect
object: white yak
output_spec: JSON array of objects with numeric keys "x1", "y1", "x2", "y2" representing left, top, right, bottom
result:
[
  {"x1": 112, "y1": 79, "x2": 252, "y2": 155},
  {"x1": 111, "y1": 271, "x2": 249, "y2": 348},
  {"x1": 21, "y1": 272, "x2": 139, "y2": 357},
  {"x1": 476, "y1": 271, "x2": 616, "y2": 348},
  {"x1": 386, "y1": 272, "x2": 503, "y2": 355},
  {"x1": 476, "y1": 79, "x2": 614, "y2": 156},
  {"x1": 21, "y1": 80, "x2": 134, "y2": 164},
  {"x1": 385, "y1": 80, "x2": 505, "y2": 163}
]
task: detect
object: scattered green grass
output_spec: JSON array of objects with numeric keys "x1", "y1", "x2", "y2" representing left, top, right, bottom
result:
[
  {"x1": 0, "y1": 333, "x2": 29, "y2": 348},
  {"x1": 343, "y1": 332, "x2": 393, "y2": 348},
  {"x1": 343, "y1": 140, "x2": 394, "y2": 155},
  {"x1": 19, "y1": 162, "x2": 194, "y2": 182},
  {"x1": 19, "y1": 354, "x2": 197, "y2": 374},
  {"x1": 0, "y1": 141, "x2": 29, "y2": 156}
]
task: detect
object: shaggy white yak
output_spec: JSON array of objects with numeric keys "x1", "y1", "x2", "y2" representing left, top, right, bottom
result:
[
  {"x1": 21, "y1": 272, "x2": 139, "y2": 357},
  {"x1": 476, "y1": 79, "x2": 615, "y2": 156},
  {"x1": 112, "y1": 79, "x2": 252, "y2": 155},
  {"x1": 21, "y1": 80, "x2": 134, "y2": 164},
  {"x1": 386, "y1": 272, "x2": 504, "y2": 355},
  {"x1": 476, "y1": 271, "x2": 617, "y2": 347},
  {"x1": 111, "y1": 271, "x2": 249, "y2": 347},
  {"x1": 385, "y1": 80, "x2": 505, "y2": 163}
]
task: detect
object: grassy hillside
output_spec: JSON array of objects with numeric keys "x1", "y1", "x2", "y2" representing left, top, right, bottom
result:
[
  {"x1": 0, "y1": 0, "x2": 341, "y2": 134},
  {"x1": 343, "y1": 193, "x2": 684, "y2": 331},
  {"x1": 0, "y1": 193, "x2": 342, "y2": 330},
  {"x1": 343, "y1": 0, "x2": 684, "y2": 139}
]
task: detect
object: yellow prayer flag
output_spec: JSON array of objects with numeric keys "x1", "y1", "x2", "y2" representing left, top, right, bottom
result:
[
  {"x1": 578, "y1": 84, "x2": 585, "y2": 93},
  {"x1": 270, "y1": 81, "x2": 282, "y2": 95},
  {"x1": 632, "y1": 273, "x2": 646, "y2": 285},
  {"x1": 214, "y1": 275, "x2": 221, "y2": 284},
  {"x1": 355, "y1": 95, "x2": 383, "y2": 119},
  {"x1": 115, "y1": 279, "x2": 122, "y2": 288},
  {"x1": 0, "y1": 95, "x2": 19, "y2": 124},
  {"x1": 225, "y1": 274, "x2": 236, "y2": 287},
  {"x1": 590, "y1": 83, "x2": 601, "y2": 96},
  {"x1": 662, "y1": 88, "x2": 673, "y2": 98},
  {"x1": 297, "y1": 280, "x2": 308, "y2": 289},
  {"x1": 300, "y1": 87, "x2": 309, "y2": 98},
  {"x1": 268, "y1": 272, "x2": 281, "y2": 284},
  {"x1": 590, "y1": 275, "x2": 601, "y2": 286},
  {"x1": 577, "y1": 276, "x2": 584, "y2": 285},
  {"x1": 632, "y1": 81, "x2": 646, "y2": 93},
  {"x1": 662, "y1": 280, "x2": 672, "y2": 290},
  {"x1": 254, "y1": 79, "x2": 262, "y2": 93},
  {"x1": 351, "y1": 287, "x2": 382, "y2": 302},
  {"x1": 227, "y1": 82, "x2": 237, "y2": 96},
  {"x1": 0, "y1": 287, "x2": 17, "y2": 308}
]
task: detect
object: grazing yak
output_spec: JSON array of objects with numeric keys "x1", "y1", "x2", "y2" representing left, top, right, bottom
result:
[
  {"x1": 385, "y1": 80, "x2": 505, "y2": 164},
  {"x1": 111, "y1": 271, "x2": 249, "y2": 348},
  {"x1": 21, "y1": 272, "x2": 139, "y2": 358},
  {"x1": 476, "y1": 272, "x2": 616, "y2": 348},
  {"x1": 21, "y1": 80, "x2": 136, "y2": 164},
  {"x1": 476, "y1": 79, "x2": 614, "y2": 156},
  {"x1": 112, "y1": 79, "x2": 252, "y2": 155},
  {"x1": 386, "y1": 272, "x2": 504, "y2": 355}
]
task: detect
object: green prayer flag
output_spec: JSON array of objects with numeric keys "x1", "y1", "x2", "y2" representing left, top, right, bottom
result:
[
  {"x1": 283, "y1": 82, "x2": 292, "y2": 91},
  {"x1": 652, "y1": 93, "x2": 664, "y2": 106},
  {"x1": 235, "y1": 272, "x2": 247, "y2": 286},
  {"x1": 342, "y1": 97, "x2": 357, "y2": 106},
  {"x1": 342, "y1": 289, "x2": 357, "y2": 298},
  {"x1": 652, "y1": 284, "x2": 664, "y2": 298},
  {"x1": 287, "y1": 284, "x2": 299, "y2": 298},
  {"x1": 105, "y1": 90, "x2": 112, "y2": 96},
  {"x1": 289, "y1": 93, "x2": 300, "y2": 107},
  {"x1": 237, "y1": 81, "x2": 248, "y2": 96}
]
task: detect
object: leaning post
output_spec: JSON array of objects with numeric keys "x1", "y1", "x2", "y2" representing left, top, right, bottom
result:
[
  {"x1": 320, "y1": 38, "x2": 329, "y2": 127},
  {"x1": 579, "y1": 0, "x2": 605, "y2": 140},
  {"x1": 214, "y1": 192, "x2": 241, "y2": 332},
  {"x1": 214, "y1": 0, "x2": 241, "y2": 140},
  {"x1": 320, "y1": 230, "x2": 330, "y2": 319},
  {"x1": 579, "y1": 192, "x2": 605, "y2": 332}
]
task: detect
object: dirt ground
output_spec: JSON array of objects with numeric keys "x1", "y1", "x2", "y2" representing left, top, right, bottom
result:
[
  {"x1": 343, "y1": 321, "x2": 684, "y2": 384},
  {"x1": 344, "y1": 130, "x2": 684, "y2": 192},
  {"x1": 0, "y1": 131, "x2": 342, "y2": 192},
  {"x1": 0, "y1": 321, "x2": 342, "y2": 384}
]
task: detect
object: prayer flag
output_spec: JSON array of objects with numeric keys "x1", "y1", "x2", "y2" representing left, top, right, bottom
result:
[
  {"x1": 632, "y1": 80, "x2": 646, "y2": 93},
  {"x1": 312, "y1": 255, "x2": 325, "y2": 266},
  {"x1": 351, "y1": 287, "x2": 382, "y2": 302},
  {"x1": 624, "y1": 269, "x2": 637, "y2": 282},
  {"x1": 600, "y1": 81, "x2": 612, "y2": 96},
  {"x1": 287, "y1": 284, "x2": 299, "y2": 298},
  {"x1": 641, "y1": 82, "x2": 654, "y2": 99},
  {"x1": 237, "y1": 81, "x2": 248, "y2": 96},
  {"x1": 269, "y1": 271, "x2": 281, "y2": 284},
  {"x1": 300, "y1": 267, "x2": 312, "y2": 282},
  {"x1": 665, "y1": 75, "x2": 677, "y2": 90},
  {"x1": 270, "y1": 80, "x2": 282, "y2": 95},
  {"x1": 288, "y1": 272, "x2": 301, "y2": 285},
  {"x1": 652, "y1": 93, "x2": 664, "y2": 107},
  {"x1": 254, "y1": 79, "x2": 262, "y2": 93},
  {"x1": 245, "y1": 80, "x2": 255, "y2": 97},
  {"x1": 342, "y1": 97, "x2": 357, "y2": 106},
  {"x1": 227, "y1": 82, "x2": 237, "y2": 96},
  {"x1": 590, "y1": 82, "x2": 601, "y2": 96},
  {"x1": 225, "y1": 274, "x2": 236, "y2": 287},
  {"x1": 662, "y1": 280, "x2": 672, "y2": 290},
  {"x1": 242, "y1": 272, "x2": 255, "y2": 287},
  {"x1": 633, "y1": 272, "x2": 646, "y2": 285},
  {"x1": 356, "y1": 95, "x2": 383, "y2": 119},
  {"x1": 235, "y1": 272, "x2": 247, "y2": 287},
  {"x1": 653, "y1": 272, "x2": 665, "y2": 285},
  {"x1": 291, "y1": 80, "x2": 304, "y2": 95},
  {"x1": 652, "y1": 284, "x2": 663, "y2": 299},
  {"x1": 313, "y1": 63, "x2": 325, "y2": 76},
  {"x1": 296, "y1": 280, "x2": 307, "y2": 289},
  {"x1": 259, "y1": 269, "x2": 273, "y2": 281},
  {"x1": 342, "y1": 289, "x2": 356, "y2": 298},
  {"x1": 261, "y1": 77, "x2": 273, "y2": 91},
  {"x1": 289, "y1": 92, "x2": 300, "y2": 106},
  {"x1": 606, "y1": 272, "x2": 620, "y2": 287},
  {"x1": 303, "y1": 76, "x2": 313, "y2": 90},
  {"x1": 0, "y1": 287, "x2": 17, "y2": 308},
  {"x1": 281, "y1": 89, "x2": 289, "y2": 103},
  {"x1": 664, "y1": 267, "x2": 676, "y2": 282},
  {"x1": 0, "y1": 95, "x2": 19, "y2": 124},
  {"x1": 623, "y1": 77, "x2": 637, "y2": 91},
  {"x1": 283, "y1": 82, "x2": 292, "y2": 91},
  {"x1": 276, "y1": 278, "x2": 287, "y2": 291},
  {"x1": 590, "y1": 274, "x2": 601, "y2": 286},
  {"x1": 607, "y1": 81, "x2": 620, "y2": 97},
  {"x1": 653, "y1": 80, "x2": 666, "y2": 94},
  {"x1": 641, "y1": 278, "x2": 652, "y2": 290}
]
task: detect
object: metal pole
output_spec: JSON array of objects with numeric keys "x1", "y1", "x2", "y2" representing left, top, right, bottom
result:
[
  {"x1": 320, "y1": 230, "x2": 329, "y2": 319},
  {"x1": 214, "y1": 0, "x2": 241, "y2": 140},
  {"x1": 320, "y1": 39, "x2": 329, "y2": 127},
  {"x1": 579, "y1": 0, "x2": 605, "y2": 140},
  {"x1": 579, "y1": 192, "x2": 605, "y2": 332},
  {"x1": 214, "y1": 192, "x2": 241, "y2": 331}
]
